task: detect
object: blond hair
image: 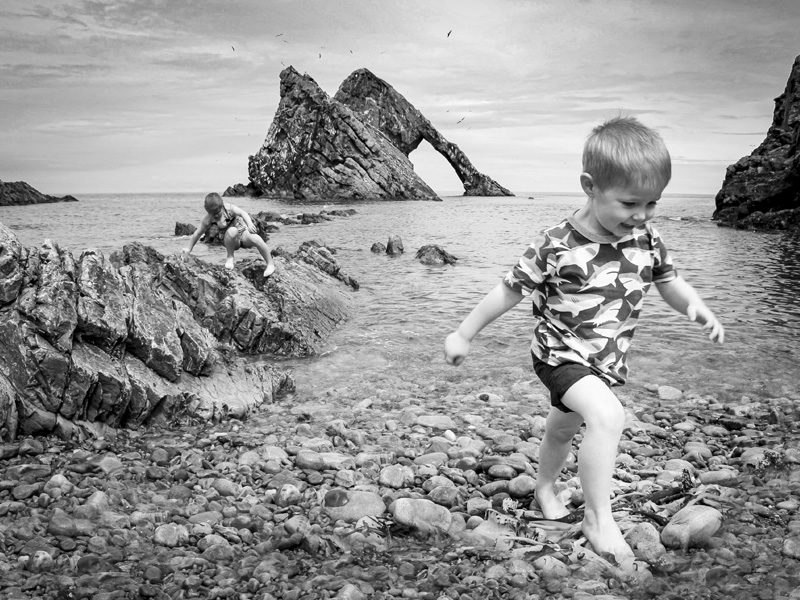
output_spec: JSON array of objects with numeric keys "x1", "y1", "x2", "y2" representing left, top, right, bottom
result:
[
  {"x1": 204, "y1": 192, "x2": 223, "y2": 212},
  {"x1": 582, "y1": 116, "x2": 671, "y2": 191}
]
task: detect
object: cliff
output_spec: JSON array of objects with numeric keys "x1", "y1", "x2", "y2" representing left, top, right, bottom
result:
[
  {"x1": 0, "y1": 180, "x2": 78, "y2": 206},
  {"x1": 714, "y1": 55, "x2": 800, "y2": 230}
]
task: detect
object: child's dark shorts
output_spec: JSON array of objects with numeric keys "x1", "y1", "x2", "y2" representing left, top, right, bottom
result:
[{"x1": 532, "y1": 354, "x2": 609, "y2": 413}]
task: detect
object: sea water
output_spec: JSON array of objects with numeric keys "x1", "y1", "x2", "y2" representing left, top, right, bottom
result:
[{"x1": 2, "y1": 192, "x2": 799, "y2": 407}]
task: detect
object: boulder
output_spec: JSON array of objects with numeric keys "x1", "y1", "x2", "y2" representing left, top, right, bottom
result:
[
  {"x1": 0, "y1": 180, "x2": 78, "y2": 206},
  {"x1": 0, "y1": 224, "x2": 354, "y2": 440},
  {"x1": 714, "y1": 54, "x2": 800, "y2": 230}
]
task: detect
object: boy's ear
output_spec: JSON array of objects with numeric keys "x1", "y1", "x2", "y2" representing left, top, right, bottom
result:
[{"x1": 580, "y1": 173, "x2": 595, "y2": 197}]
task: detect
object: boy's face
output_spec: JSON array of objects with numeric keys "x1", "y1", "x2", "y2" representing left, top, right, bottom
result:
[
  {"x1": 585, "y1": 179, "x2": 663, "y2": 239},
  {"x1": 206, "y1": 203, "x2": 223, "y2": 220}
]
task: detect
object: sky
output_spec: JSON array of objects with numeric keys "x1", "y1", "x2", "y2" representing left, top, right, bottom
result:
[{"x1": 1, "y1": 0, "x2": 799, "y2": 196}]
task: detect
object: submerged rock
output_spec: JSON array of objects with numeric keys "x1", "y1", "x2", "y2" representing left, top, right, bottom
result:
[{"x1": 714, "y1": 54, "x2": 800, "y2": 230}]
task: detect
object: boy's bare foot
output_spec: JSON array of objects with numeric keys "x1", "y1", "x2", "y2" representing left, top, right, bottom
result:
[
  {"x1": 534, "y1": 487, "x2": 571, "y2": 520},
  {"x1": 581, "y1": 513, "x2": 635, "y2": 565},
  {"x1": 224, "y1": 258, "x2": 234, "y2": 270},
  {"x1": 264, "y1": 263, "x2": 276, "y2": 277}
]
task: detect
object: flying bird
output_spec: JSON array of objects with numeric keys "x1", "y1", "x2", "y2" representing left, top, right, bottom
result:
[
  {"x1": 318, "y1": 52, "x2": 322, "y2": 59},
  {"x1": 456, "y1": 117, "x2": 465, "y2": 124},
  {"x1": 231, "y1": 45, "x2": 235, "y2": 51},
  {"x1": 447, "y1": 30, "x2": 452, "y2": 37},
  {"x1": 275, "y1": 33, "x2": 284, "y2": 37}
]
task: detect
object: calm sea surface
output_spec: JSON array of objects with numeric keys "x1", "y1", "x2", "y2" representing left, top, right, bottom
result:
[{"x1": 2, "y1": 192, "x2": 799, "y2": 407}]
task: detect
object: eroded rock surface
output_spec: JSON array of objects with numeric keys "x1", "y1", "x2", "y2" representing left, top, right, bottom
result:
[
  {"x1": 0, "y1": 224, "x2": 355, "y2": 440},
  {"x1": 715, "y1": 55, "x2": 800, "y2": 230}
]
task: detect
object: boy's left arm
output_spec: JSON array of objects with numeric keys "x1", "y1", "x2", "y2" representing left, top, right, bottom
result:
[
  {"x1": 231, "y1": 204, "x2": 257, "y2": 233},
  {"x1": 656, "y1": 276, "x2": 724, "y2": 343}
]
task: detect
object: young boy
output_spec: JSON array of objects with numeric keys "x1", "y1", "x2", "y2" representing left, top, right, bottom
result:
[
  {"x1": 183, "y1": 192, "x2": 276, "y2": 277},
  {"x1": 444, "y1": 116, "x2": 724, "y2": 564}
]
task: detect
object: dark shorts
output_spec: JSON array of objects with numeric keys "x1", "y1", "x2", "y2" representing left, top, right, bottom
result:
[{"x1": 532, "y1": 355, "x2": 609, "y2": 413}]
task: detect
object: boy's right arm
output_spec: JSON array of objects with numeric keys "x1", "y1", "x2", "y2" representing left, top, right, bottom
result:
[
  {"x1": 183, "y1": 216, "x2": 210, "y2": 253},
  {"x1": 444, "y1": 282, "x2": 524, "y2": 365}
]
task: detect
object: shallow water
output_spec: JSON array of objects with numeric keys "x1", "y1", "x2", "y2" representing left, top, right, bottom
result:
[{"x1": 2, "y1": 192, "x2": 799, "y2": 408}]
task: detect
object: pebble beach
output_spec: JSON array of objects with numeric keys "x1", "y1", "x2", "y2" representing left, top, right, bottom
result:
[{"x1": 1, "y1": 366, "x2": 799, "y2": 599}]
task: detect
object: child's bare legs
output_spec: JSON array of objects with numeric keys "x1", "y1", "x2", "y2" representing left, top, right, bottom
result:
[
  {"x1": 240, "y1": 231, "x2": 275, "y2": 276},
  {"x1": 560, "y1": 375, "x2": 633, "y2": 563},
  {"x1": 535, "y1": 406, "x2": 583, "y2": 519},
  {"x1": 223, "y1": 227, "x2": 241, "y2": 269}
]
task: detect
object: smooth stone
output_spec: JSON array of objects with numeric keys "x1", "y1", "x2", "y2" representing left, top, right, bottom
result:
[
  {"x1": 466, "y1": 497, "x2": 492, "y2": 516},
  {"x1": 323, "y1": 489, "x2": 386, "y2": 523},
  {"x1": 413, "y1": 452, "x2": 449, "y2": 467},
  {"x1": 416, "y1": 415, "x2": 457, "y2": 430},
  {"x1": 508, "y1": 474, "x2": 536, "y2": 497},
  {"x1": 379, "y1": 465, "x2": 415, "y2": 488},
  {"x1": 487, "y1": 464, "x2": 517, "y2": 480},
  {"x1": 261, "y1": 446, "x2": 289, "y2": 461},
  {"x1": 658, "y1": 385, "x2": 683, "y2": 401},
  {"x1": 294, "y1": 449, "x2": 326, "y2": 471},
  {"x1": 390, "y1": 498, "x2": 452, "y2": 534},
  {"x1": 153, "y1": 523, "x2": 190, "y2": 547},
  {"x1": 699, "y1": 469, "x2": 739, "y2": 485},
  {"x1": 427, "y1": 485, "x2": 461, "y2": 508},
  {"x1": 661, "y1": 505, "x2": 723, "y2": 550}
]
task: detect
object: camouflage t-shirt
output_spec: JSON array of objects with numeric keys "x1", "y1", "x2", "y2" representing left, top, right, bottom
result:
[{"x1": 503, "y1": 215, "x2": 677, "y2": 385}]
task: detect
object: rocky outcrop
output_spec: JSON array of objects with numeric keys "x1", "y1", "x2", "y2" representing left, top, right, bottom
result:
[
  {"x1": 0, "y1": 180, "x2": 78, "y2": 206},
  {"x1": 247, "y1": 67, "x2": 438, "y2": 201},
  {"x1": 335, "y1": 69, "x2": 513, "y2": 197},
  {"x1": 714, "y1": 55, "x2": 800, "y2": 230},
  {"x1": 241, "y1": 67, "x2": 513, "y2": 200},
  {"x1": 0, "y1": 223, "x2": 355, "y2": 441}
]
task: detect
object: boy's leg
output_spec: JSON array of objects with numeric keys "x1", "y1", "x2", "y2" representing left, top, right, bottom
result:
[
  {"x1": 223, "y1": 228, "x2": 241, "y2": 269},
  {"x1": 560, "y1": 375, "x2": 634, "y2": 563},
  {"x1": 241, "y1": 232, "x2": 276, "y2": 276},
  {"x1": 535, "y1": 406, "x2": 583, "y2": 519}
]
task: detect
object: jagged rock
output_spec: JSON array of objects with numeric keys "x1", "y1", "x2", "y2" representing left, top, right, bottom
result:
[
  {"x1": 416, "y1": 244, "x2": 458, "y2": 266},
  {"x1": 386, "y1": 235, "x2": 404, "y2": 256},
  {"x1": 273, "y1": 240, "x2": 359, "y2": 290},
  {"x1": 247, "y1": 67, "x2": 439, "y2": 201},
  {"x1": 0, "y1": 224, "x2": 353, "y2": 440},
  {"x1": 714, "y1": 54, "x2": 800, "y2": 230},
  {"x1": 370, "y1": 242, "x2": 386, "y2": 254},
  {"x1": 0, "y1": 180, "x2": 78, "y2": 206},
  {"x1": 335, "y1": 68, "x2": 513, "y2": 197}
]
